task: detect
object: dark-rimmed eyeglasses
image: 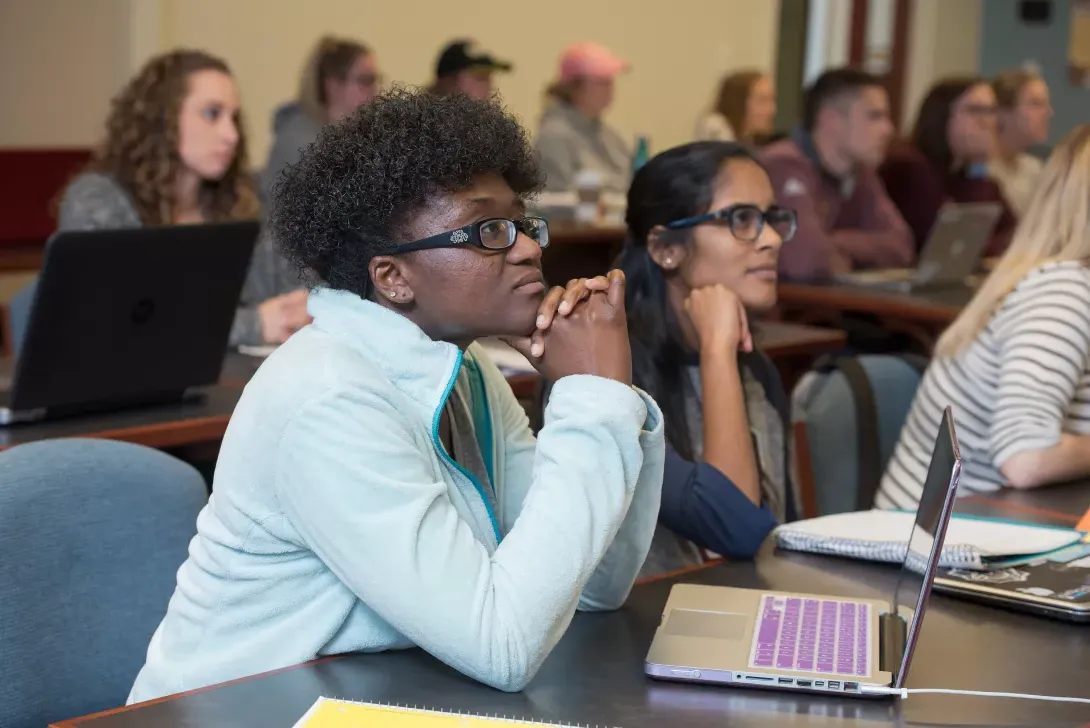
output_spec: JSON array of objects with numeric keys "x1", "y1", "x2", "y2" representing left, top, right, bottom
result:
[
  {"x1": 399, "y1": 217, "x2": 550, "y2": 254},
  {"x1": 665, "y1": 204, "x2": 797, "y2": 243}
]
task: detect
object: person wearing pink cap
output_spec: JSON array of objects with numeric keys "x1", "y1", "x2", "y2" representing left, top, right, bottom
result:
[{"x1": 536, "y1": 42, "x2": 632, "y2": 194}]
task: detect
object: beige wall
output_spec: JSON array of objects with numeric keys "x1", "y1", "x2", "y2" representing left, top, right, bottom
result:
[
  {"x1": 2, "y1": 0, "x2": 986, "y2": 155},
  {"x1": 902, "y1": 0, "x2": 982, "y2": 128},
  {"x1": 0, "y1": 0, "x2": 781, "y2": 158},
  {"x1": 159, "y1": 0, "x2": 781, "y2": 165},
  {"x1": 0, "y1": 0, "x2": 130, "y2": 146}
]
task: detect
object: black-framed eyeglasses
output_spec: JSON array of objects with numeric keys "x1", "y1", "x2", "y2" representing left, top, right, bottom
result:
[
  {"x1": 665, "y1": 204, "x2": 797, "y2": 243},
  {"x1": 399, "y1": 216, "x2": 550, "y2": 254}
]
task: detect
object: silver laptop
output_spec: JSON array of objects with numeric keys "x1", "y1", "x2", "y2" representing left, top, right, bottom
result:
[
  {"x1": 645, "y1": 407, "x2": 962, "y2": 697},
  {"x1": 838, "y1": 203, "x2": 1002, "y2": 292}
]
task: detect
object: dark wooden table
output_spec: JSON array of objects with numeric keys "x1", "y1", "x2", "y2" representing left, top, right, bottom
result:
[
  {"x1": 775, "y1": 282, "x2": 975, "y2": 353},
  {"x1": 0, "y1": 354, "x2": 261, "y2": 452},
  {"x1": 0, "y1": 323, "x2": 845, "y2": 453},
  {"x1": 754, "y1": 320, "x2": 846, "y2": 391},
  {"x1": 52, "y1": 484, "x2": 1090, "y2": 728},
  {"x1": 542, "y1": 224, "x2": 626, "y2": 287},
  {"x1": 0, "y1": 385, "x2": 241, "y2": 453}
]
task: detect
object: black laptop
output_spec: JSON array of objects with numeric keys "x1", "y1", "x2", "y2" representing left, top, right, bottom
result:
[
  {"x1": 0, "y1": 221, "x2": 259, "y2": 424},
  {"x1": 935, "y1": 547, "x2": 1090, "y2": 623}
]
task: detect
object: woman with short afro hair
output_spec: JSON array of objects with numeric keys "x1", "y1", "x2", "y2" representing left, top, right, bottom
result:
[{"x1": 128, "y1": 88, "x2": 665, "y2": 702}]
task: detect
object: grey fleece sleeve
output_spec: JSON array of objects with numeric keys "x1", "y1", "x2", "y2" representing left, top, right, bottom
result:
[
  {"x1": 57, "y1": 173, "x2": 143, "y2": 232},
  {"x1": 228, "y1": 228, "x2": 308, "y2": 347},
  {"x1": 535, "y1": 129, "x2": 579, "y2": 192}
]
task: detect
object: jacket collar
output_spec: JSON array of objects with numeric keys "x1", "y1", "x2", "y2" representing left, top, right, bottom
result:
[
  {"x1": 791, "y1": 126, "x2": 857, "y2": 198},
  {"x1": 307, "y1": 287, "x2": 462, "y2": 411},
  {"x1": 546, "y1": 101, "x2": 603, "y2": 133}
]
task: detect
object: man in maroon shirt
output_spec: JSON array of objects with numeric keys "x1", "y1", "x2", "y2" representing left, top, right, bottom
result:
[{"x1": 761, "y1": 68, "x2": 913, "y2": 280}]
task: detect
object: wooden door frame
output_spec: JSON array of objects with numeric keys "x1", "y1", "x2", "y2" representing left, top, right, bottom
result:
[{"x1": 849, "y1": 0, "x2": 914, "y2": 130}]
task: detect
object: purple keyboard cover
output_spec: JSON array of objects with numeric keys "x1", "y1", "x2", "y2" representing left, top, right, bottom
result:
[{"x1": 748, "y1": 594, "x2": 872, "y2": 677}]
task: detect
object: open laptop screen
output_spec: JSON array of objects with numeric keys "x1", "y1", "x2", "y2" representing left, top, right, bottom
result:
[{"x1": 890, "y1": 407, "x2": 962, "y2": 687}]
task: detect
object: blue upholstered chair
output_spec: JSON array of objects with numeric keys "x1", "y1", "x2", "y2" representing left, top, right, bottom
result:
[
  {"x1": 0, "y1": 438, "x2": 206, "y2": 728},
  {"x1": 6, "y1": 278, "x2": 36, "y2": 358}
]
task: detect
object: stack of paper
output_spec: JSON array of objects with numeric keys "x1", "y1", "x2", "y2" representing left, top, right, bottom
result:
[
  {"x1": 294, "y1": 698, "x2": 596, "y2": 727},
  {"x1": 775, "y1": 511, "x2": 1084, "y2": 570}
]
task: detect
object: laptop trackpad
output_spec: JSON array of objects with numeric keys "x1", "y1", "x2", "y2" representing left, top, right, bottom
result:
[{"x1": 665, "y1": 609, "x2": 747, "y2": 641}]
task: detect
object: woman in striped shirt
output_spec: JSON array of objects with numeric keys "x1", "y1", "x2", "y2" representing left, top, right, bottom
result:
[{"x1": 878, "y1": 125, "x2": 1090, "y2": 509}]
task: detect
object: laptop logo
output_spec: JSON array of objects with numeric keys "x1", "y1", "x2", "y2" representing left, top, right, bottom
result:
[{"x1": 131, "y1": 299, "x2": 156, "y2": 325}]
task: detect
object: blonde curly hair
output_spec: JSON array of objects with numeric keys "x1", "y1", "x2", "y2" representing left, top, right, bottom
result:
[{"x1": 88, "y1": 49, "x2": 259, "y2": 225}]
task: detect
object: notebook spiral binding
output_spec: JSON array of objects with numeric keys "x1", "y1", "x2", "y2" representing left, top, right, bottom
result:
[
  {"x1": 775, "y1": 532, "x2": 982, "y2": 569},
  {"x1": 326, "y1": 698, "x2": 622, "y2": 728}
]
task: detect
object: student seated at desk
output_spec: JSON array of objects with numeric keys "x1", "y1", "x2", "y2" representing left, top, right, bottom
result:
[
  {"x1": 429, "y1": 39, "x2": 512, "y2": 100},
  {"x1": 615, "y1": 141, "x2": 800, "y2": 576},
  {"x1": 991, "y1": 68, "x2": 1053, "y2": 218},
  {"x1": 878, "y1": 126, "x2": 1090, "y2": 509},
  {"x1": 693, "y1": 70, "x2": 778, "y2": 147},
  {"x1": 760, "y1": 68, "x2": 913, "y2": 280},
  {"x1": 535, "y1": 42, "x2": 631, "y2": 193},
  {"x1": 58, "y1": 50, "x2": 308, "y2": 346},
  {"x1": 127, "y1": 89, "x2": 664, "y2": 702},
  {"x1": 879, "y1": 77, "x2": 1016, "y2": 256},
  {"x1": 263, "y1": 35, "x2": 380, "y2": 200}
]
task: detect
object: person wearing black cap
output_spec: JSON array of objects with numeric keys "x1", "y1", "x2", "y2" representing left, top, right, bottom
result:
[{"x1": 431, "y1": 40, "x2": 512, "y2": 100}]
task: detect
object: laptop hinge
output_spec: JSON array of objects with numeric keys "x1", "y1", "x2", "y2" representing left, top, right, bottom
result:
[{"x1": 877, "y1": 612, "x2": 907, "y2": 675}]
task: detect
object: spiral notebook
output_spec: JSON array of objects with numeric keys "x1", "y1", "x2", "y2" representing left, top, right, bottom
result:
[
  {"x1": 775, "y1": 510, "x2": 1084, "y2": 570},
  {"x1": 293, "y1": 698, "x2": 606, "y2": 728}
]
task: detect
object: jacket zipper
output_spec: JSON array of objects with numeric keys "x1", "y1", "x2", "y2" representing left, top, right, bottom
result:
[{"x1": 431, "y1": 349, "x2": 502, "y2": 545}]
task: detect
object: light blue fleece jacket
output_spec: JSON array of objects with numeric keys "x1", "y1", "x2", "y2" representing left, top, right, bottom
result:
[{"x1": 128, "y1": 287, "x2": 664, "y2": 702}]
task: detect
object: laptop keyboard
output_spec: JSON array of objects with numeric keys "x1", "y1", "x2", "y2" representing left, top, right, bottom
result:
[{"x1": 749, "y1": 595, "x2": 871, "y2": 677}]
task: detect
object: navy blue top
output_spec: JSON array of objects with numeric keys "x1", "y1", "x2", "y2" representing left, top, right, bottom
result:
[{"x1": 657, "y1": 350, "x2": 798, "y2": 559}]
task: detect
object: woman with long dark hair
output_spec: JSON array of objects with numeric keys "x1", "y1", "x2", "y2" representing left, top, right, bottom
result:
[
  {"x1": 879, "y1": 77, "x2": 1015, "y2": 254},
  {"x1": 694, "y1": 70, "x2": 778, "y2": 146},
  {"x1": 616, "y1": 141, "x2": 800, "y2": 576}
]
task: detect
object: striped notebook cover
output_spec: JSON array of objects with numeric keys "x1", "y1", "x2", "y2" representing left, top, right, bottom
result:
[
  {"x1": 294, "y1": 698, "x2": 611, "y2": 728},
  {"x1": 774, "y1": 510, "x2": 1082, "y2": 570}
]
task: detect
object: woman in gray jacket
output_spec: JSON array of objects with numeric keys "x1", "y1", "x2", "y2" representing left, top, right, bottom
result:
[
  {"x1": 535, "y1": 43, "x2": 632, "y2": 194},
  {"x1": 261, "y1": 36, "x2": 380, "y2": 201},
  {"x1": 57, "y1": 49, "x2": 309, "y2": 346}
]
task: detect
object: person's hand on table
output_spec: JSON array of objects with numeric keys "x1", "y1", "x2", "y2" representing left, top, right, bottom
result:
[
  {"x1": 258, "y1": 289, "x2": 312, "y2": 344},
  {"x1": 502, "y1": 270, "x2": 631, "y2": 385}
]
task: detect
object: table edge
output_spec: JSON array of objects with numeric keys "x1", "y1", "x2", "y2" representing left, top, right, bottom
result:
[
  {"x1": 0, "y1": 414, "x2": 231, "y2": 452},
  {"x1": 959, "y1": 495, "x2": 1080, "y2": 525},
  {"x1": 48, "y1": 493, "x2": 1082, "y2": 726},
  {"x1": 776, "y1": 283, "x2": 962, "y2": 323},
  {"x1": 49, "y1": 561, "x2": 721, "y2": 727}
]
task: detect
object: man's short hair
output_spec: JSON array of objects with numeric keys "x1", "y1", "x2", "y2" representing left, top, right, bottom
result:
[{"x1": 802, "y1": 68, "x2": 885, "y2": 131}]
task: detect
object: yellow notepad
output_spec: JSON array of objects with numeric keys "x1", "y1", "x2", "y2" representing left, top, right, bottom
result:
[{"x1": 293, "y1": 697, "x2": 600, "y2": 728}]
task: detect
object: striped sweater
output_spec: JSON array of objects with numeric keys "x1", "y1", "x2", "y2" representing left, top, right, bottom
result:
[{"x1": 878, "y1": 261, "x2": 1090, "y2": 509}]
